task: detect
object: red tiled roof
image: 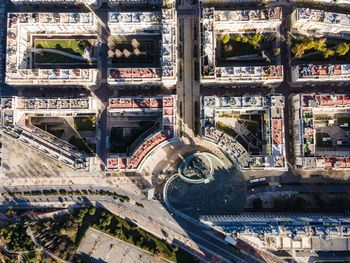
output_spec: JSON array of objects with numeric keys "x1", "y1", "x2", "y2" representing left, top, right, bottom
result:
[
  {"x1": 272, "y1": 119, "x2": 283, "y2": 145},
  {"x1": 107, "y1": 158, "x2": 118, "y2": 169}
]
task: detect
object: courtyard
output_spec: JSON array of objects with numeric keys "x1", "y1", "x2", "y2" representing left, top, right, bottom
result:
[
  {"x1": 33, "y1": 37, "x2": 97, "y2": 65},
  {"x1": 215, "y1": 111, "x2": 265, "y2": 156},
  {"x1": 291, "y1": 35, "x2": 350, "y2": 64},
  {"x1": 108, "y1": 36, "x2": 161, "y2": 67},
  {"x1": 216, "y1": 33, "x2": 278, "y2": 66},
  {"x1": 31, "y1": 115, "x2": 96, "y2": 155}
]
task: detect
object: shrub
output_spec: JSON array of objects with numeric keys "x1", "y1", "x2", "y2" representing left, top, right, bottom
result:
[
  {"x1": 335, "y1": 42, "x2": 350, "y2": 56},
  {"x1": 273, "y1": 48, "x2": 280, "y2": 56},
  {"x1": 221, "y1": 34, "x2": 230, "y2": 44},
  {"x1": 324, "y1": 48, "x2": 335, "y2": 58}
]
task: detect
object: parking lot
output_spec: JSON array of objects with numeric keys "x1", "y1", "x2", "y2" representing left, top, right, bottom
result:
[{"x1": 78, "y1": 228, "x2": 165, "y2": 263}]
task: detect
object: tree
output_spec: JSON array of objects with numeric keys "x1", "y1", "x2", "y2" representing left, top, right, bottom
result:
[
  {"x1": 292, "y1": 43, "x2": 305, "y2": 58},
  {"x1": 303, "y1": 37, "x2": 315, "y2": 50},
  {"x1": 273, "y1": 48, "x2": 281, "y2": 56},
  {"x1": 313, "y1": 38, "x2": 327, "y2": 52},
  {"x1": 107, "y1": 50, "x2": 115, "y2": 58},
  {"x1": 335, "y1": 42, "x2": 349, "y2": 56},
  {"x1": 89, "y1": 207, "x2": 96, "y2": 215},
  {"x1": 115, "y1": 49, "x2": 123, "y2": 58},
  {"x1": 221, "y1": 34, "x2": 230, "y2": 44},
  {"x1": 250, "y1": 34, "x2": 262, "y2": 47},
  {"x1": 123, "y1": 49, "x2": 131, "y2": 58},
  {"x1": 133, "y1": 48, "x2": 141, "y2": 56},
  {"x1": 107, "y1": 36, "x2": 116, "y2": 50},
  {"x1": 131, "y1": 39, "x2": 140, "y2": 49},
  {"x1": 324, "y1": 48, "x2": 335, "y2": 58},
  {"x1": 241, "y1": 36, "x2": 249, "y2": 43},
  {"x1": 234, "y1": 35, "x2": 241, "y2": 42}
]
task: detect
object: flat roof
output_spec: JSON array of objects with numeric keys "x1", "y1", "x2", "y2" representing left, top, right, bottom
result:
[{"x1": 296, "y1": 8, "x2": 350, "y2": 26}]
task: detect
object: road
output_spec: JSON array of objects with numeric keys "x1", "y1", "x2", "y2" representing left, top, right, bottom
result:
[
  {"x1": 0, "y1": 183, "x2": 254, "y2": 262},
  {"x1": 248, "y1": 184, "x2": 350, "y2": 196}
]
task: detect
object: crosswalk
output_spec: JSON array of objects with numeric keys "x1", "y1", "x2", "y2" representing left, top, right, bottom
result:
[{"x1": 0, "y1": 1, "x2": 5, "y2": 95}]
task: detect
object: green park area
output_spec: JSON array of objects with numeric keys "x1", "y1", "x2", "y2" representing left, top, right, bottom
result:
[
  {"x1": 291, "y1": 36, "x2": 350, "y2": 61},
  {"x1": 0, "y1": 207, "x2": 197, "y2": 263},
  {"x1": 34, "y1": 39, "x2": 92, "y2": 64}
]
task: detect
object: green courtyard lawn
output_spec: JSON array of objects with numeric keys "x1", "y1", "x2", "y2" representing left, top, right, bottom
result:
[
  {"x1": 74, "y1": 116, "x2": 96, "y2": 132},
  {"x1": 34, "y1": 39, "x2": 92, "y2": 64}
]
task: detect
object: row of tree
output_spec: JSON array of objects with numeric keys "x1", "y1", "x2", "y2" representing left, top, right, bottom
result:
[
  {"x1": 221, "y1": 33, "x2": 263, "y2": 48},
  {"x1": 107, "y1": 37, "x2": 143, "y2": 59},
  {"x1": 292, "y1": 37, "x2": 350, "y2": 59}
]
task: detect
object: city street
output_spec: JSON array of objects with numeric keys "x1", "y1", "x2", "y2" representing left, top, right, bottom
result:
[{"x1": 1, "y1": 1, "x2": 350, "y2": 263}]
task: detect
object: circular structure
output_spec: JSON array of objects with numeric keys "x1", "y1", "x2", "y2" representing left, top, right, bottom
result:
[
  {"x1": 178, "y1": 152, "x2": 213, "y2": 183},
  {"x1": 166, "y1": 151, "x2": 246, "y2": 219}
]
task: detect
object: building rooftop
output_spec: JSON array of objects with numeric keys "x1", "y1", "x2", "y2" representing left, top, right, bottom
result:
[
  {"x1": 211, "y1": 8, "x2": 281, "y2": 22},
  {"x1": 296, "y1": 8, "x2": 350, "y2": 26},
  {"x1": 107, "y1": 9, "x2": 176, "y2": 86},
  {"x1": 293, "y1": 64, "x2": 350, "y2": 82},
  {"x1": 202, "y1": 95, "x2": 286, "y2": 170},
  {"x1": 6, "y1": 12, "x2": 98, "y2": 86},
  {"x1": 200, "y1": 7, "x2": 282, "y2": 83},
  {"x1": 11, "y1": 0, "x2": 98, "y2": 4},
  {"x1": 106, "y1": 96, "x2": 176, "y2": 171}
]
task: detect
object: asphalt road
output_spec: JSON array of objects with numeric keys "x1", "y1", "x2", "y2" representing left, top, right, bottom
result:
[
  {"x1": 0, "y1": 190, "x2": 253, "y2": 262},
  {"x1": 248, "y1": 184, "x2": 350, "y2": 196}
]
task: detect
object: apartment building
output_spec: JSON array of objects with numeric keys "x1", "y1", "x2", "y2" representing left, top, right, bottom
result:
[
  {"x1": 6, "y1": 12, "x2": 98, "y2": 86},
  {"x1": 292, "y1": 93, "x2": 350, "y2": 171}
]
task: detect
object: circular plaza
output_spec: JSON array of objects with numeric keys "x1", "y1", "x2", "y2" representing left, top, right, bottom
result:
[{"x1": 165, "y1": 151, "x2": 246, "y2": 219}]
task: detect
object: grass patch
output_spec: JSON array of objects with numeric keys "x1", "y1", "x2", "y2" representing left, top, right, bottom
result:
[
  {"x1": 35, "y1": 39, "x2": 91, "y2": 56},
  {"x1": 34, "y1": 39, "x2": 92, "y2": 64},
  {"x1": 74, "y1": 116, "x2": 96, "y2": 132},
  {"x1": 216, "y1": 121, "x2": 238, "y2": 138}
]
